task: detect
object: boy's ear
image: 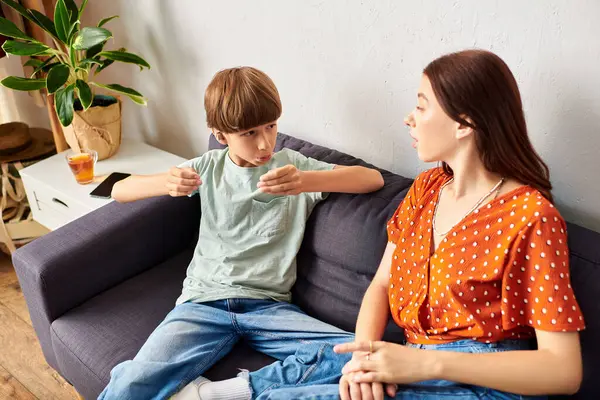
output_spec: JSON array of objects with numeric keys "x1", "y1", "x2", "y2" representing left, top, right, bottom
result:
[{"x1": 213, "y1": 131, "x2": 227, "y2": 145}]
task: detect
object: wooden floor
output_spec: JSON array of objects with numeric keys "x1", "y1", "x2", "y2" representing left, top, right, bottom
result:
[{"x1": 0, "y1": 252, "x2": 80, "y2": 400}]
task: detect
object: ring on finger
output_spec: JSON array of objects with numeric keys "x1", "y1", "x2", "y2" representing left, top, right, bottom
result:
[{"x1": 369, "y1": 340, "x2": 373, "y2": 353}]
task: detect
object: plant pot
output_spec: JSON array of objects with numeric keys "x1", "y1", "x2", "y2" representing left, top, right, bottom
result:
[{"x1": 61, "y1": 95, "x2": 122, "y2": 161}]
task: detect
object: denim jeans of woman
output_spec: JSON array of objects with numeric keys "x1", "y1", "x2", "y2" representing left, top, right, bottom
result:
[{"x1": 251, "y1": 339, "x2": 548, "y2": 400}]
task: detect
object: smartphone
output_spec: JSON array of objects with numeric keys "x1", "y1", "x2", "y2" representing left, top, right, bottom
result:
[{"x1": 90, "y1": 172, "x2": 131, "y2": 199}]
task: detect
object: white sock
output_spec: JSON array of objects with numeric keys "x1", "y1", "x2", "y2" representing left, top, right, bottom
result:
[
  {"x1": 198, "y1": 377, "x2": 251, "y2": 400},
  {"x1": 170, "y1": 376, "x2": 210, "y2": 400}
]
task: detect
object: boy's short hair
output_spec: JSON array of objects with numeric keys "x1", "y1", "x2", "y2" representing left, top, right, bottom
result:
[{"x1": 204, "y1": 67, "x2": 282, "y2": 133}]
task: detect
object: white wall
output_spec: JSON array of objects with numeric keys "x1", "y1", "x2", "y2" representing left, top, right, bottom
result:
[{"x1": 83, "y1": 0, "x2": 600, "y2": 232}]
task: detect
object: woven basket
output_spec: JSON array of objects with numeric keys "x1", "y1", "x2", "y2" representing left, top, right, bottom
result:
[{"x1": 62, "y1": 97, "x2": 122, "y2": 161}]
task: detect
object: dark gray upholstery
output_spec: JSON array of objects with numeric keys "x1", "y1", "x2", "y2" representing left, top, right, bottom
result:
[
  {"x1": 563, "y1": 222, "x2": 600, "y2": 400},
  {"x1": 12, "y1": 133, "x2": 599, "y2": 399},
  {"x1": 12, "y1": 195, "x2": 199, "y2": 374}
]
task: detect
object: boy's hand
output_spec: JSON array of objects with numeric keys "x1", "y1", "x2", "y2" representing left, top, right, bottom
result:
[
  {"x1": 339, "y1": 374, "x2": 397, "y2": 400},
  {"x1": 339, "y1": 352, "x2": 397, "y2": 400},
  {"x1": 258, "y1": 165, "x2": 303, "y2": 195},
  {"x1": 166, "y1": 167, "x2": 202, "y2": 197}
]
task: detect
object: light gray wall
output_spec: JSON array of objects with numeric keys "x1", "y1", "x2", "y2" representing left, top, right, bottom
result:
[{"x1": 83, "y1": 0, "x2": 600, "y2": 232}]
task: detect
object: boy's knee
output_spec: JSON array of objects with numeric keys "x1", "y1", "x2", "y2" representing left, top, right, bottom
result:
[{"x1": 294, "y1": 343, "x2": 350, "y2": 367}]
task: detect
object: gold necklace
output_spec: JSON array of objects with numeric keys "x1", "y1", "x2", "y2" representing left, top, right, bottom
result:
[{"x1": 432, "y1": 177, "x2": 505, "y2": 237}]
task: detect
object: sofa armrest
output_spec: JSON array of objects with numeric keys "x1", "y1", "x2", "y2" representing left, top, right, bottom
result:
[{"x1": 12, "y1": 195, "x2": 199, "y2": 370}]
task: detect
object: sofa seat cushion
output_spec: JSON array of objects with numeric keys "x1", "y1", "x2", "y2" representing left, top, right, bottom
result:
[{"x1": 50, "y1": 248, "x2": 274, "y2": 398}]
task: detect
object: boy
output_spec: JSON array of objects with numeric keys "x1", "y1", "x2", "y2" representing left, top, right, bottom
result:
[{"x1": 99, "y1": 67, "x2": 383, "y2": 400}]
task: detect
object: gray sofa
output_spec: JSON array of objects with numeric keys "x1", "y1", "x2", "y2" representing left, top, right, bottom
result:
[{"x1": 12, "y1": 133, "x2": 600, "y2": 399}]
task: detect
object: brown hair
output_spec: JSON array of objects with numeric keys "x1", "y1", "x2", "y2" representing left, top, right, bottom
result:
[
  {"x1": 204, "y1": 67, "x2": 282, "y2": 133},
  {"x1": 424, "y1": 49, "x2": 553, "y2": 201}
]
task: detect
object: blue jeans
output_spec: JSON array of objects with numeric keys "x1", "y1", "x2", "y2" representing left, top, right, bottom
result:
[
  {"x1": 97, "y1": 299, "x2": 353, "y2": 400},
  {"x1": 257, "y1": 339, "x2": 548, "y2": 400}
]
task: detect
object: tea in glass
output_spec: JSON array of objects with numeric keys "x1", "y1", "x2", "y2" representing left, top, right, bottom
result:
[{"x1": 66, "y1": 149, "x2": 97, "y2": 184}]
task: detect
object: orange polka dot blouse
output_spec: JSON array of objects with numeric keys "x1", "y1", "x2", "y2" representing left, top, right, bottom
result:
[{"x1": 387, "y1": 168, "x2": 585, "y2": 344}]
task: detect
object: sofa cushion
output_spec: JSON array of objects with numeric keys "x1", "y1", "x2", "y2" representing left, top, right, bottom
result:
[
  {"x1": 51, "y1": 248, "x2": 276, "y2": 399},
  {"x1": 51, "y1": 249, "x2": 192, "y2": 397}
]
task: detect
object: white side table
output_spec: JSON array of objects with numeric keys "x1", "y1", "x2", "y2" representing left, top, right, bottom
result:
[{"x1": 20, "y1": 140, "x2": 186, "y2": 230}]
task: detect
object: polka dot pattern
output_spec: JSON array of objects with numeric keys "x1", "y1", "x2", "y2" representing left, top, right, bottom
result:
[{"x1": 386, "y1": 168, "x2": 585, "y2": 344}]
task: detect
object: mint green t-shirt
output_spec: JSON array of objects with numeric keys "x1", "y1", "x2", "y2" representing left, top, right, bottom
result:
[{"x1": 175, "y1": 148, "x2": 334, "y2": 305}]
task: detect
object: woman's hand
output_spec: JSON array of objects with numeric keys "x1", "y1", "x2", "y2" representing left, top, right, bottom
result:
[{"x1": 335, "y1": 341, "x2": 438, "y2": 385}]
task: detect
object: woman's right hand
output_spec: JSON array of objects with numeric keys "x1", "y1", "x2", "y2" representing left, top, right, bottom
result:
[{"x1": 166, "y1": 167, "x2": 202, "y2": 197}]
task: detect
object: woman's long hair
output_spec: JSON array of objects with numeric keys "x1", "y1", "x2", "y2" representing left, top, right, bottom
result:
[{"x1": 424, "y1": 50, "x2": 553, "y2": 201}]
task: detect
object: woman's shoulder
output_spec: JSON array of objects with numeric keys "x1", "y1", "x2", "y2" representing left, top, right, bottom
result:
[
  {"x1": 502, "y1": 186, "x2": 565, "y2": 231},
  {"x1": 412, "y1": 167, "x2": 449, "y2": 194}
]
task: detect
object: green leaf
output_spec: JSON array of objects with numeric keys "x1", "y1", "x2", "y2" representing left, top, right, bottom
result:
[
  {"x1": 0, "y1": 0, "x2": 37, "y2": 25},
  {"x1": 97, "y1": 50, "x2": 150, "y2": 70},
  {"x1": 79, "y1": 0, "x2": 90, "y2": 17},
  {"x1": 72, "y1": 27, "x2": 112, "y2": 50},
  {"x1": 63, "y1": 0, "x2": 80, "y2": 42},
  {"x1": 79, "y1": 58, "x2": 102, "y2": 67},
  {"x1": 75, "y1": 79, "x2": 92, "y2": 110},
  {"x1": 67, "y1": 21, "x2": 80, "y2": 45},
  {"x1": 0, "y1": 17, "x2": 36, "y2": 41},
  {"x1": 27, "y1": 10, "x2": 59, "y2": 39},
  {"x1": 1, "y1": 76, "x2": 46, "y2": 91},
  {"x1": 98, "y1": 15, "x2": 119, "y2": 27},
  {"x1": 46, "y1": 64, "x2": 70, "y2": 94},
  {"x1": 54, "y1": 0, "x2": 71, "y2": 43},
  {"x1": 92, "y1": 48, "x2": 123, "y2": 74},
  {"x1": 86, "y1": 42, "x2": 104, "y2": 59},
  {"x1": 2, "y1": 40, "x2": 52, "y2": 56},
  {"x1": 70, "y1": 45, "x2": 77, "y2": 65},
  {"x1": 40, "y1": 62, "x2": 60, "y2": 73},
  {"x1": 80, "y1": 58, "x2": 102, "y2": 66},
  {"x1": 55, "y1": 84, "x2": 75, "y2": 126},
  {"x1": 28, "y1": 55, "x2": 58, "y2": 78},
  {"x1": 32, "y1": 62, "x2": 60, "y2": 78},
  {"x1": 24, "y1": 58, "x2": 44, "y2": 68},
  {"x1": 64, "y1": 0, "x2": 79, "y2": 23},
  {"x1": 93, "y1": 59, "x2": 114, "y2": 75},
  {"x1": 91, "y1": 82, "x2": 147, "y2": 105}
]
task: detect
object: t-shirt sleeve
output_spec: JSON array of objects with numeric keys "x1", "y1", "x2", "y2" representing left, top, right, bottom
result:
[
  {"x1": 293, "y1": 150, "x2": 335, "y2": 172},
  {"x1": 289, "y1": 150, "x2": 335, "y2": 204},
  {"x1": 177, "y1": 154, "x2": 208, "y2": 197},
  {"x1": 386, "y1": 171, "x2": 429, "y2": 244},
  {"x1": 501, "y1": 208, "x2": 585, "y2": 333}
]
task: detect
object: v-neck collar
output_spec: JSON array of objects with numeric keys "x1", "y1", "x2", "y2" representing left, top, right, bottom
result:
[{"x1": 427, "y1": 180, "x2": 532, "y2": 260}]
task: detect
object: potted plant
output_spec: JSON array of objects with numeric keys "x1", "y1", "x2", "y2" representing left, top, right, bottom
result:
[{"x1": 0, "y1": 0, "x2": 150, "y2": 160}]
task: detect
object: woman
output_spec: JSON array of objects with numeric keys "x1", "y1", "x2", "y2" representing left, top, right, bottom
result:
[{"x1": 260, "y1": 49, "x2": 585, "y2": 400}]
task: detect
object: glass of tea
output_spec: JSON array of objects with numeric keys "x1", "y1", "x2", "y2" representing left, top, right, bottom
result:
[{"x1": 65, "y1": 149, "x2": 98, "y2": 184}]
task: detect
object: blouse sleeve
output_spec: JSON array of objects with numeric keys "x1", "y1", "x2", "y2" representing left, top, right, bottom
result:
[
  {"x1": 387, "y1": 169, "x2": 439, "y2": 243},
  {"x1": 501, "y1": 207, "x2": 585, "y2": 332}
]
